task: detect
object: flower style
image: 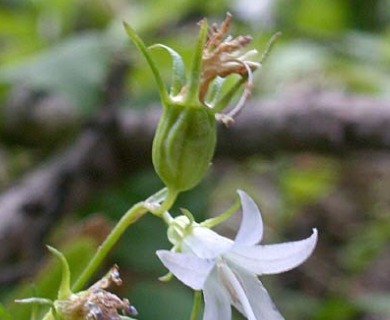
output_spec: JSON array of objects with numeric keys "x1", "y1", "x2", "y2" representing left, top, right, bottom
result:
[{"x1": 157, "y1": 191, "x2": 318, "y2": 320}]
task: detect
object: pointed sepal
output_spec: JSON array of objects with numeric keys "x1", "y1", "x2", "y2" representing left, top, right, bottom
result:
[
  {"x1": 149, "y1": 44, "x2": 187, "y2": 96},
  {"x1": 123, "y1": 22, "x2": 170, "y2": 104},
  {"x1": 46, "y1": 246, "x2": 72, "y2": 300}
]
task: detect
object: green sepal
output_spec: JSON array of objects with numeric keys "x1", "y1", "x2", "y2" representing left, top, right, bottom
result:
[
  {"x1": 46, "y1": 246, "x2": 72, "y2": 300},
  {"x1": 186, "y1": 19, "x2": 208, "y2": 104},
  {"x1": 158, "y1": 272, "x2": 173, "y2": 282},
  {"x1": 201, "y1": 195, "x2": 240, "y2": 228},
  {"x1": 123, "y1": 22, "x2": 170, "y2": 104},
  {"x1": 179, "y1": 208, "x2": 195, "y2": 223},
  {"x1": 149, "y1": 44, "x2": 186, "y2": 96},
  {"x1": 205, "y1": 76, "x2": 225, "y2": 106}
]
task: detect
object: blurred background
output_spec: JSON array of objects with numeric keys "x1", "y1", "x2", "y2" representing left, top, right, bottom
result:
[{"x1": 1, "y1": 0, "x2": 390, "y2": 319}]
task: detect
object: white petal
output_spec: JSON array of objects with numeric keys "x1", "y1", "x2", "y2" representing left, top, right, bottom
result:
[
  {"x1": 228, "y1": 229, "x2": 318, "y2": 275},
  {"x1": 217, "y1": 262, "x2": 257, "y2": 320},
  {"x1": 203, "y1": 268, "x2": 232, "y2": 320},
  {"x1": 182, "y1": 226, "x2": 233, "y2": 259},
  {"x1": 234, "y1": 190, "x2": 263, "y2": 246},
  {"x1": 233, "y1": 266, "x2": 285, "y2": 320},
  {"x1": 156, "y1": 250, "x2": 214, "y2": 290}
]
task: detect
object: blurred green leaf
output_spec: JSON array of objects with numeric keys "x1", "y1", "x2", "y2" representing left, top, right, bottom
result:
[
  {"x1": 313, "y1": 297, "x2": 359, "y2": 320},
  {"x1": 117, "y1": 213, "x2": 170, "y2": 273},
  {"x1": 0, "y1": 8, "x2": 43, "y2": 63},
  {"x1": 0, "y1": 32, "x2": 115, "y2": 113},
  {"x1": 292, "y1": 0, "x2": 349, "y2": 37},
  {"x1": 263, "y1": 41, "x2": 330, "y2": 88},
  {"x1": 279, "y1": 291, "x2": 320, "y2": 320},
  {"x1": 355, "y1": 293, "x2": 390, "y2": 316},
  {"x1": 341, "y1": 218, "x2": 390, "y2": 273},
  {"x1": 279, "y1": 157, "x2": 337, "y2": 219},
  {"x1": 130, "y1": 281, "x2": 193, "y2": 320},
  {"x1": 0, "y1": 302, "x2": 14, "y2": 320}
]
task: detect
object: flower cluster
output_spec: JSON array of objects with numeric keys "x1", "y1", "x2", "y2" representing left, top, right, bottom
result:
[{"x1": 157, "y1": 191, "x2": 317, "y2": 320}]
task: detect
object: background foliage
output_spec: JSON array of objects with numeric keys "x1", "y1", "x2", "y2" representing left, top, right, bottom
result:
[{"x1": 1, "y1": 0, "x2": 390, "y2": 319}]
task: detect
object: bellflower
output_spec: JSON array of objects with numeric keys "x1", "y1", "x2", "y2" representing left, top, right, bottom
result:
[{"x1": 157, "y1": 191, "x2": 317, "y2": 320}]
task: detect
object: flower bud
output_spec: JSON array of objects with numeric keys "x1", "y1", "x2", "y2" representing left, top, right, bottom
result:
[
  {"x1": 167, "y1": 215, "x2": 192, "y2": 245},
  {"x1": 152, "y1": 103, "x2": 216, "y2": 192}
]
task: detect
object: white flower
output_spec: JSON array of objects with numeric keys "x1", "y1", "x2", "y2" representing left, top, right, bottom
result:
[{"x1": 157, "y1": 190, "x2": 318, "y2": 320}]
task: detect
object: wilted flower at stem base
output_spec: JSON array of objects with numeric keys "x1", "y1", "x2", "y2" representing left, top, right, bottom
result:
[
  {"x1": 16, "y1": 255, "x2": 138, "y2": 320},
  {"x1": 54, "y1": 265, "x2": 138, "y2": 320},
  {"x1": 157, "y1": 191, "x2": 318, "y2": 320}
]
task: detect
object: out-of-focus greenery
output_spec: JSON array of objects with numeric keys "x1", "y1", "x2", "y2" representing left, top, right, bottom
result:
[{"x1": 1, "y1": 0, "x2": 390, "y2": 319}]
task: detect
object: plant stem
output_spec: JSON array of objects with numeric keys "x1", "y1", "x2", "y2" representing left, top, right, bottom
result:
[
  {"x1": 72, "y1": 201, "x2": 148, "y2": 292},
  {"x1": 190, "y1": 291, "x2": 202, "y2": 320},
  {"x1": 157, "y1": 188, "x2": 178, "y2": 220}
]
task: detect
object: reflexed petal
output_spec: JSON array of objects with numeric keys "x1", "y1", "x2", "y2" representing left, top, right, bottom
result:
[
  {"x1": 182, "y1": 226, "x2": 233, "y2": 259},
  {"x1": 203, "y1": 268, "x2": 232, "y2": 320},
  {"x1": 156, "y1": 250, "x2": 214, "y2": 290},
  {"x1": 233, "y1": 266, "x2": 284, "y2": 320},
  {"x1": 228, "y1": 229, "x2": 318, "y2": 275},
  {"x1": 234, "y1": 190, "x2": 263, "y2": 246}
]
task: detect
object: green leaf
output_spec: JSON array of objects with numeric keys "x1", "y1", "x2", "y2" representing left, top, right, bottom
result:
[
  {"x1": 0, "y1": 32, "x2": 114, "y2": 113},
  {"x1": 0, "y1": 302, "x2": 13, "y2": 320},
  {"x1": 149, "y1": 44, "x2": 186, "y2": 96}
]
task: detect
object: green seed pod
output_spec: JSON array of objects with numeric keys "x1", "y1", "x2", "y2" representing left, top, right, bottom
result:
[{"x1": 152, "y1": 104, "x2": 216, "y2": 192}]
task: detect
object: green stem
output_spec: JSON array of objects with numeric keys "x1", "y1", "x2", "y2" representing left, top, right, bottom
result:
[
  {"x1": 190, "y1": 291, "x2": 202, "y2": 320},
  {"x1": 157, "y1": 188, "x2": 178, "y2": 220},
  {"x1": 72, "y1": 202, "x2": 148, "y2": 292}
]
